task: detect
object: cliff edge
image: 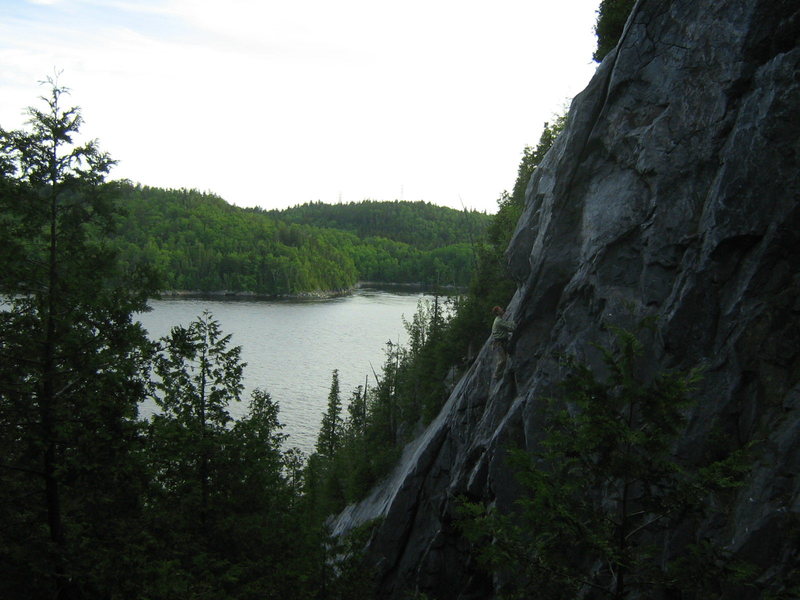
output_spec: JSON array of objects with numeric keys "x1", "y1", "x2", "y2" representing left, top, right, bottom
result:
[{"x1": 331, "y1": 0, "x2": 800, "y2": 597}]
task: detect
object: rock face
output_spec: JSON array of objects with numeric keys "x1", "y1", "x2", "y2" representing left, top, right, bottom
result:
[{"x1": 331, "y1": 0, "x2": 800, "y2": 597}]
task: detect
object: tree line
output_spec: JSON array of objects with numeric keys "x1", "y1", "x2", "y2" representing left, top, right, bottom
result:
[
  {"x1": 0, "y1": 76, "x2": 571, "y2": 599},
  {"x1": 297, "y1": 112, "x2": 570, "y2": 525},
  {"x1": 7, "y1": 7, "x2": 753, "y2": 598},
  {"x1": 0, "y1": 79, "x2": 381, "y2": 599},
  {"x1": 0, "y1": 75, "x2": 526, "y2": 600},
  {"x1": 110, "y1": 186, "x2": 488, "y2": 296},
  {"x1": 112, "y1": 184, "x2": 359, "y2": 295},
  {"x1": 267, "y1": 199, "x2": 487, "y2": 250},
  {"x1": 296, "y1": 4, "x2": 768, "y2": 589}
]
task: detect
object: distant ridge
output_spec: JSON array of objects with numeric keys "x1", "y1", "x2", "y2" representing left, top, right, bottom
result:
[
  {"x1": 265, "y1": 199, "x2": 489, "y2": 250},
  {"x1": 112, "y1": 185, "x2": 489, "y2": 295}
]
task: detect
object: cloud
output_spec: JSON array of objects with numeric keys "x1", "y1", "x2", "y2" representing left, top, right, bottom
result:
[{"x1": 1, "y1": 0, "x2": 600, "y2": 212}]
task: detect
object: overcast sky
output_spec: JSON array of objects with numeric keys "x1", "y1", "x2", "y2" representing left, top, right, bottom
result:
[{"x1": 1, "y1": 0, "x2": 600, "y2": 213}]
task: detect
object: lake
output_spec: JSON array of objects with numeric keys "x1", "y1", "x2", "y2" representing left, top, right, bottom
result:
[{"x1": 138, "y1": 288, "x2": 428, "y2": 455}]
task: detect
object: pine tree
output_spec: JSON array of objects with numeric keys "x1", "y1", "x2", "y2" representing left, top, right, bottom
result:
[
  {"x1": 0, "y1": 76, "x2": 155, "y2": 598},
  {"x1": 148, "y1": 310, "x2": 244, "y2": 524},
  {"x1": 317, "y1": 369, "x2": 343, "y2": 457},
  {"x1": 144, "y1": 315, "x2": 322, "y2": 597},
  {"x1": 593, "y1": 0, "x2": 636, "y2": 62},
  {"x1": 459, "y1": 324, "x2": 750, "y2": 599}
]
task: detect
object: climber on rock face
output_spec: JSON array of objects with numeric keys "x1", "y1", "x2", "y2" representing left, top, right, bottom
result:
[{"x1": 491, "y1": 306, "x2": 515, "y2": 379}]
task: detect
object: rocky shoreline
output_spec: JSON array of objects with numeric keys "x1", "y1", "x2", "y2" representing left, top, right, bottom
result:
[
  {"x1": 156, "y1": 281, "x2": 464, "y2": 301},
  {"x1": 156, "y1": 288, "x2": 352, "y2": 301}
]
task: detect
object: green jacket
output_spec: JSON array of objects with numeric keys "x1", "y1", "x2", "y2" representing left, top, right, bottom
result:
[{"x1": 491, "y1": 316, "x2": 515, "y2": 341}]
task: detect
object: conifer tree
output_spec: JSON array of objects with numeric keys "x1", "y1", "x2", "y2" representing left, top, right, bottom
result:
[
  {"x1": 143, "y1": 314, "x2": 321, "y2": 598},
  {"x1": 0, "y1": 76, "x2": 155, "y2": 599},
  {"x1": 341, "y1": 384, "x2": 372, "y2": 501},
  {"x1": 148, "y1": 311, "x2": 243, "y2": 524},
  {"x1": 593, "y1": 0, "x2": 636, "y2": 62},
  {"x1": 317, "y1": 369, "x2": 343, "y2": 457},
  {"x1": 460, "y1": 324, "x2": 749, "y2": 599}
]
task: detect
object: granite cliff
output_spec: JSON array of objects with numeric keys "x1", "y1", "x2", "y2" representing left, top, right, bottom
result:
[{"x1": 331, "y1": 0, "x2": 800, "y2": 597}]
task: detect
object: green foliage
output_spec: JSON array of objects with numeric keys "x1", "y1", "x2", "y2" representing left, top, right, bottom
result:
[
  {"x1": 317, "y1": 369, "x2": 344, "y2": 457},
  {"x1": 112, "y1": 184, "x2": 359, "y2": 294},
  {"x1": 458, "y1": 324, "x2": 753, "y2": 599},
  {"x1": 0, "y1": 50, "x2": 610, "y2": 598},
  {"x1": 319, "y1": 519, "x2": 382, "y2": 600},
  {"x1": 593, "y1": 0, "x2": 636, "y2": 62},
  {"x1": 302, "y1": 116, "x2": 570, "y2": 522},
  {"x1": 148, "y1": 311, "x2": 244, "y2": 522},
  {"x1": 303, "y1": 296, "x2": 458, "y2": 519},
  {"x1": 350, "y1": 237, "x2": 476, "y2": 288},
  {"x1": 111, "y1": 187, "x2": 485, "y2": 293},
  {"x1": 143, "y1": 312, "x2": 320, "y2": 599},
  {"x1": 398, "y1": 294, "x2": 454, "y2": 424},
  {"x1": 270, "y1": 199, "x2": 489, "y2": 250},
  {"x1": 0, "y1": 76, "x2": 156, "y2": 599},
  {"x1": 442, "y1": 116, "x2": 568, "y2": 368}
]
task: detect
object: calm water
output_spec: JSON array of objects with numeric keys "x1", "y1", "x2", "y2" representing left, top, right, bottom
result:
[{"x1": 138, "y1": 289, "x2": 427, "y2": 455}]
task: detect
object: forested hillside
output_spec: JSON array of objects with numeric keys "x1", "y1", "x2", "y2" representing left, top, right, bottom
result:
[
  {"x1": 299, "y1": 117, "x2": 568, "y2": 526},
  {"x1": 112, "y1": 185, "x2": 358, "y2": 295},
  {"x1": 327, "y1": 0, "x2": 800, "y2": 598},
  {"x1": 0, "y1": 3, "x2": 671, "y2": 598},
  {"x1": 267, "y1": 199, "x2": 488, "y2": 250},
  {"x1": 112, "y1": 186, "x2": 486, "y2": 294}
]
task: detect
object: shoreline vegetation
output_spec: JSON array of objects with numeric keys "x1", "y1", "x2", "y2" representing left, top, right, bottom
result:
[
  {"x1": 113, "y1": 185, "x2": 490, "y2": 297},
  {"x1": 2, "y1": 6, "x2": 721, "y2": 598},
  {"x1": 156, "y1": 282, "x2": 465, "y2": 301}
]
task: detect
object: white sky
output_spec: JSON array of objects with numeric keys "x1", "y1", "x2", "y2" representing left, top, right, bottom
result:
[{"x1": 0, "y1": 0, "x2": 600, "y2": 213}]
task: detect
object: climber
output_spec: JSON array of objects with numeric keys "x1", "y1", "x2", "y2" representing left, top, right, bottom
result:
[{"x1": 491, "y1": 306, "x2": 515, "y2": 379}]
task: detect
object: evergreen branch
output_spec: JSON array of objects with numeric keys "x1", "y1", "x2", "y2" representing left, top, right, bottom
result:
[
  {"x1": 625, "y1": 509, "x2": 673, "y2": 542},
  {"x1": 0, "y1": 462, "x2": 45, "y2": 478}
]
